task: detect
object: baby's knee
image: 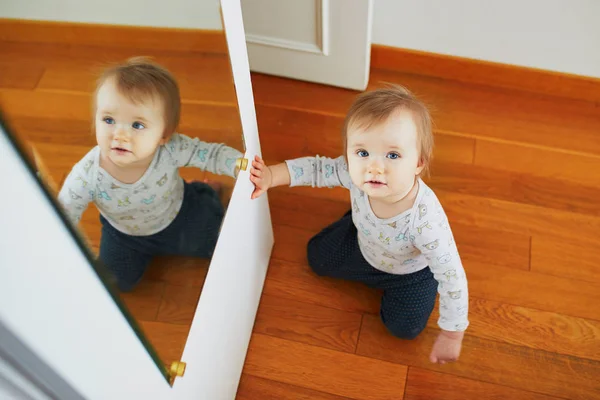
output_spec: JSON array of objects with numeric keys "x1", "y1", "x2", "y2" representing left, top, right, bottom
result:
[
  {"x1": 306, "y1": 255, "x2": 330, "y2": 277},
  {"x1": 306, "y1": 238, "x2": 328, "y2": 276},
  {"x1": 105, "y1": 269, "x2": 141, "y2": 293},
  {"x1": 382, "y1": 319, "x2": 426, "y2": 340}
]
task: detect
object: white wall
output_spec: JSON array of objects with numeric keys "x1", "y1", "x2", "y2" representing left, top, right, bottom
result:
[
  {"x1": 373, "y1": 0, "x2": 600, "y2": 78},
  {"x1": 0, "y1": 0, "x2": 223, "y2": 30},
  {"x1": 3, "y1": 0, "x2": 599, "y2": 78}
]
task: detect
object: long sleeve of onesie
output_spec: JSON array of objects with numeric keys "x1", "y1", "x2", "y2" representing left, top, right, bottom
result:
[
  {"x1": 410, "y1": 192, "x2": 469, "y2": 332},
  {"x1": 57, "y1": 149, "x2": 96, "y2": 226},
  {"x1": 285, "y1": 155, "x2": 352, "y2": 189},
  {"x1": 166, "y1": 133, "x2": 243, "y2": 178}
]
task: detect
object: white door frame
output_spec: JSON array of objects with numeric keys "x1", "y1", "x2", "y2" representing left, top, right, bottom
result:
[{"x1": 0, "y1": 0, "x2": 273, "y2": 398}]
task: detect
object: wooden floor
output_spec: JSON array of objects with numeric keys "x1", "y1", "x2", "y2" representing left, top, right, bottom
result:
[{"x1": 2, "y1": 38, "x2": 600, "y2": 399}]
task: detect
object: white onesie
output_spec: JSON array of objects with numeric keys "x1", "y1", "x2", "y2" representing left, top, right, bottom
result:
[{"x1": 285, "y1": 155, "x2": 469, "y2": 332}]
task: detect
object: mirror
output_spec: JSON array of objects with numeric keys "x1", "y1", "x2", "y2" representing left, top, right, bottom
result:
[{"x1": 0, "y1": 2, "x2": 244, "y2": 379}]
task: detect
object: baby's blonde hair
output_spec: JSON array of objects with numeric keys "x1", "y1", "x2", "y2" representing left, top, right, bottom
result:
[
  {"x1": 342, "y1": 84, "x2": 434, "y2": 176},
  {"x1": 93, "y1": 57, "x2": 181, "y2": 138}
]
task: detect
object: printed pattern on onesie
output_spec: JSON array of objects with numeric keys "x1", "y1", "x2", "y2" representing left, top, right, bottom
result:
[{"x1": 58, "y1": 133, "x2": 242, "y2": 236}]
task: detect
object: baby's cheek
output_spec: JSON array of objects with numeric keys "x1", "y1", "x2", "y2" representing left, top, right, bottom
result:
[{"x1": 347, "y1": 163, "x2": 362, "y2": 184}]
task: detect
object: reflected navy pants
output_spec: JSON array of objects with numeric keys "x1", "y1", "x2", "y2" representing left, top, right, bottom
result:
[{"x1": 99, "y1": 181, "x2": 224, "y2": 292}]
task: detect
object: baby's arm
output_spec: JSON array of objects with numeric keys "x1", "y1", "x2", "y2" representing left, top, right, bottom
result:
[
  {"x1": 410, "y1": 192, "x2": 469, "y2": 364},
  {"x1": 168, "y1": 133, "x2": 243, "y2": 178},
  {"x1": 57, "y1": 164, "x2": 93, "y2": 227},
  {"x1": 250, "y1": 155, "x2": 351, "y2": 199},
  {"x1": 412, "y1": 206, "x2": 469, "y2": 333}
]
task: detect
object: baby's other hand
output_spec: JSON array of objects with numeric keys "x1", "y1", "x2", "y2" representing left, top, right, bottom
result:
[
  {"x1": 249, "y1": 155, "x2": 272, "y2": 199},
  {"x1": 429, "y1": 330, "x2": 464, "y2": 364}
]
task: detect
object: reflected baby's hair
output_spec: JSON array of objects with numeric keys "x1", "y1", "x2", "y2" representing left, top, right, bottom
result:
[
  {"x1": 342, "y1": 84, "x2": 434, "y2": 176},
  {"x1": 94, "y1": 57, "x2": 181, "y2": 138}
]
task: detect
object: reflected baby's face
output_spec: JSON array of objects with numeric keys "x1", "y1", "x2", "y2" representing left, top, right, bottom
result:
[{"x1": 95, "y1": 78, "x2": 167, "y2": 170}]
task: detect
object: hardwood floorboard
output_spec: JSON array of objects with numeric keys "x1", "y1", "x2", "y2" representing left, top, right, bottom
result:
[
  {"x1": 451, "y1": 222, "x2": 531, "y2": 270},
  {"x1": 357, "y1": 315, "x2": 600, "y2": 400},
  {"x1": 436, "y1": 190, "x2": 600, "y2": 242},
  {"x1": 237, "y1": 375, "x2": 353, "y2": 400},
  {"x1": 253, "y1": 294, "x2": 362, "y2": 353},
  {"x1": 156, "y1": 284, "x2": 203, "y2": 326},
  {"x1": 474, "y1": 139, "x2": 600, "y2": 187},
  {"x1": 427, "y1": 161, "x2": 600, "y2": 217},
  {"x1": 243, "y1": 333, "x2": 408, "y2": 400},
  {"x1": 119, "y1": 280, "x2": 165, "y2": 321},
  {"x1": 0, "y1": 60, "x2": 44, "y2": 90},
  {"x1": 404, "y1": 367, "x2": 566, "y2": 400},
  {"x1": 144, "y1": 256, "x2": 210, "y2": 287},
  {"x1": 36, "y1": 55, "x2": 238, "y2": 104},
  {"x1": 262, "y1": 258, "x2": 380, "y2": 316},
  {"x1": 531, "y1": 235, "x2": 600, "y2": 284},
  {"x1": 467, "y1": 261, "x2": 600, "y2": 321}
]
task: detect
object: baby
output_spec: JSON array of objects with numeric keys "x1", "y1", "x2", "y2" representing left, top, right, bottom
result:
[
  {"x1": 250, "y1": 85, "x2": 469, "y2": 364},
  {"x1": 58, "y1": 57, "x2": 243, "y2": 292}
]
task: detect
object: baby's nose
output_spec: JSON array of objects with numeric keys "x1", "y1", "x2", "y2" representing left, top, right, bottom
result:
[
  {"x1": 367, "y1": 158, "x2": 384, "y2": 173},
  {"x1": 113, "y1": 125, "x2": 130, "y2": 140}
]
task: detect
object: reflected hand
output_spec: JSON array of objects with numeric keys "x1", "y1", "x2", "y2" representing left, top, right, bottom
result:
[
  {"x1": 429, "y1": 330, "x2": 464, "y2": 364},
  {"x1": 249, "y1": 155, "x2": 273, "y2": 199}
]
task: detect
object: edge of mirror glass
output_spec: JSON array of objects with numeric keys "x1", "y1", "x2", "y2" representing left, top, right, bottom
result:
[{"x1": 0, "y1": 111, "x2": 172, "y2": 383}]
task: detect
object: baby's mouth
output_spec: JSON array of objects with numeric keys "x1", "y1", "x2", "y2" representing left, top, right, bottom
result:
[
  {"x1": 111, "y1": 147, "x2": 132, "y2": 156},
  {"x1": 366, "y1": 180, "x2": 387, "y2": 187}
]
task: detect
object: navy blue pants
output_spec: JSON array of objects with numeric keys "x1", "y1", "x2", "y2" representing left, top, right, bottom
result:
[
  {"x1": 307, "y1": 210, "x2": 438, "y2": 340},
  {"x1": 99, "y1": 181, "x2": 224, "y2": 292}
]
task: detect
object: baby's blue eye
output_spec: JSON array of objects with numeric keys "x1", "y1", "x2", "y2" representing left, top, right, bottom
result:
[
  {"x1": 387, "y1": 152, "x2": 400, "y2": 160},
  {"x1": 357, "y1": 150, "x2": 369, "y2": 157},
  {"x1": 103, "y1": 117, "x2": 115, "y2": 125},
  {"x1": 132, "y1": 122, "x2": 145, "y2": 130}
]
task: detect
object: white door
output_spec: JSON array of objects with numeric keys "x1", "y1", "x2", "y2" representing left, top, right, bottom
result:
[
  {"x1": 0, "y1": 0, "x2": 273, "y2": 398},
  {"x1": 241, "y1": 0, "x2": 374, "y2": 90}
]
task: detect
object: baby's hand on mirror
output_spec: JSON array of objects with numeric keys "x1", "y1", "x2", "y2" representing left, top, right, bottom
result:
[{"x1": 250, "y1": 155, "x2": 272, "y2": 199}]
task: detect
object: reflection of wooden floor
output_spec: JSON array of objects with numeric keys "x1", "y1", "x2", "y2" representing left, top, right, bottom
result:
[
  {"x1": 0, "y1": 35, "x2": 243, "y2": 371},
  {"x1": 3, "y1": 26, "x2": 600, "y2": 400}
]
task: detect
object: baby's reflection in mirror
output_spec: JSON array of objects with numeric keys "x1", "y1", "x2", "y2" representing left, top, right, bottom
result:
[{"x1": 57, "y1": 57, "x2": 243, "y2": 292}]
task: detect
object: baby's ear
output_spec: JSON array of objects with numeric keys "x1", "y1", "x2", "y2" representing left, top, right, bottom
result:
[
  {"x1": 160, "y1": 131, "x2": 173, "y2": 145},
  {"x1": 415, "y1": 156, "x2": 426, "y2": 175}
]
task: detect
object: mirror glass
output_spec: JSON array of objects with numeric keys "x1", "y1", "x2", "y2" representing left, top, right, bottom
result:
[{"x1": 0, "y1": 1, "x2": 244, "y2": 379}]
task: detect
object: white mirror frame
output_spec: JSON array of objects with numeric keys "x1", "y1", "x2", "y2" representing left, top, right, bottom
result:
[{"x1": 0, "y1": 0, "x2": 273, "y2": 398}]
